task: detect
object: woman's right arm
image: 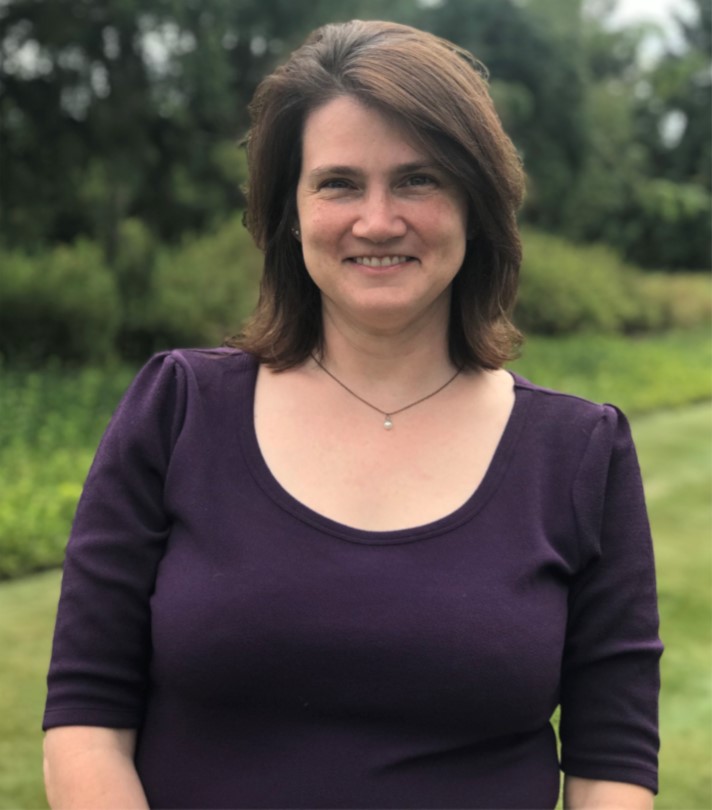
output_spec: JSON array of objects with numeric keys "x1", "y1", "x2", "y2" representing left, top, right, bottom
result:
[
  {"x1": 43, "y1": 356, "x2": 187, "y2": 809},
  {"x1": 44, "y1": 727, "x2": 149, "y2": 809}
]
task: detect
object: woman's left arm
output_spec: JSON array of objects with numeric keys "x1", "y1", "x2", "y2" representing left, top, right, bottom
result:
[
  {"x1": 560, "y1": 406, "x2": 662, "y2": 798},
  {"x1": 564, "y1": 776, "x2": 654, "y2": 809}
]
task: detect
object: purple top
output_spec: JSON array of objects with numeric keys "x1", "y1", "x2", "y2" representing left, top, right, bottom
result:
[{"x1": 44, "y1": 349, "x2": 662, "y2": 809}]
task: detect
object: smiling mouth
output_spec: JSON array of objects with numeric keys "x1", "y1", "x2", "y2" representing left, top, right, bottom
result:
[{"x1": 348, "y1": 255, "x2": 413, "y2": 268}]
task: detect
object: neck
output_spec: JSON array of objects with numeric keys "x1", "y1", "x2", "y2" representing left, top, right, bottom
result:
[{"x1": 315, "y1": 308, "x2": 460, "y2": 410}]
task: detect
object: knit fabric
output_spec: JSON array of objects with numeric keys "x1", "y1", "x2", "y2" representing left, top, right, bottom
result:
[{"x1": 44, "y1": 349, "x2": 662, "y2": 809}]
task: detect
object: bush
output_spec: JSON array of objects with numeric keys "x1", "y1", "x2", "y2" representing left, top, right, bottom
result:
[
  {"x1": 0, "y1": 241, "x2": 119, "y2": 365},
  {"x1": 137, "y1": 214, "x2": 261, "y2": 355},
  {"x1": 515, "y1": 229, "x2": 710, "y2": 336},
  {"x1": 3, "y1": 221, "x2": 706, "y2": 369},
  {"x1": 112, "y1": 218, "x2": 160, "y2": 359},
  {"x1": 0, "y1": 215, "x2": 263, "y2": 366},
  {"x1": 515, "y1": 228, "x2": 651, "y2": 334},
  {"x1": 626, "y1": 179, "x2": 711, "y2": 271},
  {"x1": 637, "y1": 272, "x2": 712, "y2": 331},
  {"x1": 0, "y1": 363, "x2": 135, "y2": 579},
  {"x1": 114, "y1": 218, "x2": 157, "y2": 306}
]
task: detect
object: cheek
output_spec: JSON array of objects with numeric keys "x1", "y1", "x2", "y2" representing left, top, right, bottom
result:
[
  {"x1": 299, "y1": 219, "x2": 340, "y2": 281},
  {"x1": 427, "y1": 205, "x2": 468, "y2": 251},
  {"x1": 303, "y1": 217, "x2": 354, "y2": 268},
  {"x1": 304, "y1": 213, "x2": 328, "y2": 240},
  {"x1": 301, "y1": 203, "x2": 341, "y2": 242}
]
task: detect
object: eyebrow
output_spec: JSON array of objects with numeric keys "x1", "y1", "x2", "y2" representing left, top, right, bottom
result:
[{"x1": 306, "y1": 161, "x2": 442, "y2": 181}]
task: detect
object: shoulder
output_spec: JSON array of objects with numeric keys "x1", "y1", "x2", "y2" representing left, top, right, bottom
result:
[
  {"x1": 132, "y1": 347, "x2": 258, "y2": 395},
  {"x1": 510, "y1": 375, "x2": 646, "y2": 564},
  {"x1": 510, "y1": 372, "x2": 636, "y2": 479},
  {"x1": 512, "y1": 372, "x2": 612, "y2": 420},
  {"x1": 166, "y1": 347, "x2": 256, "y2": 378},
  {"x1": 114, "y1": 348, "x2": 258, "y2": 427},
  {"x1": 511, "y1": 371, "x2": 624, "y2": 438},
  {"x1": 102, "y1": 348, "x2": 259, "y2": 463}
]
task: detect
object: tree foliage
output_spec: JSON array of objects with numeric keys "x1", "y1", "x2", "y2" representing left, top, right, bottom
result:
[
  {"x1": 0, "y1": 0, "x2": 709, "y2": 269},
  {"x1": 0, "y1": 0, "x2": 350, "y2": 251},
  {"x1": 560, "y1": 0, "x2": 711, "y2": 268}
]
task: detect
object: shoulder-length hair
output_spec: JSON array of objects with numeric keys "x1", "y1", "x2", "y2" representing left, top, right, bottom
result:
[{"x1": 228, "y1": 19, "x2": 525, "y2": 370}]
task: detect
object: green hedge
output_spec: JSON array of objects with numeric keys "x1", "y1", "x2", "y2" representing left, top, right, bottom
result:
[
  {"x1": 515, "y1": 228, "x2": 711, "y2": 335},
  {"x1": 103, "y1": 214, "x2": 263, "y2": 361},
  {"x1": 139, "y1": 216, "x2": 261, "y2": 356},
  {"x1": 0, "y1": 241, "x2": 120, "y2": 365},
  {"x1": 1, "y1": 223, "x2": 709, "y2": 368},
  {"x1": 0, "y1": 216, "x2": 262, "y2": 366}
]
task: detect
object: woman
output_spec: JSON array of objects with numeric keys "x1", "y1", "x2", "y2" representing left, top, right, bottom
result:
[{"x1": 43, "y1": 20, "x2": 662, "y2": 809}]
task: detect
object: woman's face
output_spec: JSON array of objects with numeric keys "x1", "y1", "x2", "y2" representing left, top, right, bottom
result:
[{"x1": 295, "y1": 95, "x2": 469, "y2": 337}]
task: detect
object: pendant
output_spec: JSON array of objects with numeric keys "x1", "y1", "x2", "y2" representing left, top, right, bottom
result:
[{"x1": 384, "y1": 415, "x2": 393, "y2": 430}]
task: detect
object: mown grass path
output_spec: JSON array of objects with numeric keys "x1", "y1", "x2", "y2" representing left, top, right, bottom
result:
[
  {"x1": 633, "y1": 402, "x2": 712, "y2": 808},
  {"x1": 1, "y1": 403, "x2": 710, "y2": 809}
]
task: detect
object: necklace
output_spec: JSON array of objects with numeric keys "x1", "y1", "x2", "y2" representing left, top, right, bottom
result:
[{"x1": 311, "y1": 355, "x2": 462, "y2": 430}]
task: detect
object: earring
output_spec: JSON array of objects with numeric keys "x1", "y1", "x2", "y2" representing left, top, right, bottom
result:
[{"x1": 292, "y1": 226, "x2": 301, "y2": 240}]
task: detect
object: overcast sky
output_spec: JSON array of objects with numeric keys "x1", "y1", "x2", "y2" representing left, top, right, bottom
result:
[
  {"x1": 603, "y1": 0, "x2": 698, "y2": 58},
  {"x1": 610, "y1": 0, "x2": 697, "y2": 26}
]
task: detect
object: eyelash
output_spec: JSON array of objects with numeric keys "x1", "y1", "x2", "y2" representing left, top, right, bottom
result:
[
  {"x1": 317, "y1": 175, "x2": 438, "y2": 191},
  {"x1": 319, "y1": 179, "x2": 353, "y2": 190},
  {"x1": 404, "y1": 174, "x2": 436, "y2": 187}
]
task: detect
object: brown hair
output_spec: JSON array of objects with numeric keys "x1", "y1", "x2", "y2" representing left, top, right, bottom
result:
[{"x1": 229, "y1": 19, "x2": 525, "y2": 370}]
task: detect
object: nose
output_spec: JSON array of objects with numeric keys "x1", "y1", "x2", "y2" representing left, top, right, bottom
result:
[{"x1": 351, "y1": 189, "x2": 407, "y2": 243}]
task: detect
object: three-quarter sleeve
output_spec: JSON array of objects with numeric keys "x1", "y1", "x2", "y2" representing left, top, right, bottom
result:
[
  {"x1": 43, "y1": 352, "x2": 187, "y2": 730},
  {"x1": 561, "y1": 405, "x2": 663, "y2": 792}
]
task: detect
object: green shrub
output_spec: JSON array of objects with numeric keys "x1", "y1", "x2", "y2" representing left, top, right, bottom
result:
[
  {"x1": 2, "y1": 220, "x2": 705, "y2": 372},
  {"x1": 112, "y1": 218, "x2": 160, "y2": 359},
  {"x1": 626, "y1": 179, "x2": 711, "y2": 271},
  {"x1": 516, "y1": 229, "x2": 711, "y2": 336},
  {"x1": 515, "y1": 228, "x2": 654, "y2": 335},
  {"x1": 113, "y1": 218, "x2": 157, "y2": 305},
  {"x1": 140, "y1": 214, "x2": 262, "y2": 354},
  {"x1": 0, "y1": 364, "x2": 135, "y2": 579},
  {"x1": 637, "y1": 272, "x2": 712, "y2": 331},
  {"x1": 0, "y1": 241, "x2": 119, "y2": 365},
  {"x1": 0, "y1": 215, "x2": 262, "y2": 367}
]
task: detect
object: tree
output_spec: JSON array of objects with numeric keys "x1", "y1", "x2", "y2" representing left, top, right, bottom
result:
[
  {"x1": 405, "y1": 0, "x2": 589, "y2": 230},
  {"x1": 0, "y1": 0, "x2": 362, "y2": 253},
  {"x1": 1, "y1": 0, "x2": 162, "y2": 252},
  {"x1": 1, "y1": 0, "x2": 708, "y2": 269},
  {"x1": 560, "y1": 0, "x2": 711, "y2": 268}
]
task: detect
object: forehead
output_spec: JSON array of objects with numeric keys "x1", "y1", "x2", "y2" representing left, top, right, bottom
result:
[{"x1": 300, "y1": 96, "x2": 427, "y2": 169}]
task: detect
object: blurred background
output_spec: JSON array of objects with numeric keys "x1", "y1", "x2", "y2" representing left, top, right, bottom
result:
[{"x1": 0, "y1": 0, "x2": 710, "y2": 807}]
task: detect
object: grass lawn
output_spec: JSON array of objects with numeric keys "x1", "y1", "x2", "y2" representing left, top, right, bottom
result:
[
  {"x1": 0, "y1": 569, "x2": 59, "y2": 809},
  {"x1": 1, "y1": 402, "x2": 710, "y2": 808},
  {"x1": 633, "y1": 403, "x2": 712, "y2": 807}
]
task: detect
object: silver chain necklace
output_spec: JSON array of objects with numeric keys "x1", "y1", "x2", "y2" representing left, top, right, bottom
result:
[{"x1": 311, "y1": 354, "x2": 462, "y2": 430}]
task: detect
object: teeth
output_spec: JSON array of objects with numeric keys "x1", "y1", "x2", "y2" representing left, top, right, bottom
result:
[{"x1": 352, "y1": 256, "x2": 410, "y2": 267}]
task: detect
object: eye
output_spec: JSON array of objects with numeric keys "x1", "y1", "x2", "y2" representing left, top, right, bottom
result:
[
  {"x1": 403, "y1": 174, "x2": 437, "y2": 188},
  {"x1": 318, "y1": 178, "x2": 353, "y2": 190}
]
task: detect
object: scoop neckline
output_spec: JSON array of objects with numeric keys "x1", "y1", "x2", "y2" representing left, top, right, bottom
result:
[{"x1": 236, "y1": 356, "x2": 532, "y2": 545}]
